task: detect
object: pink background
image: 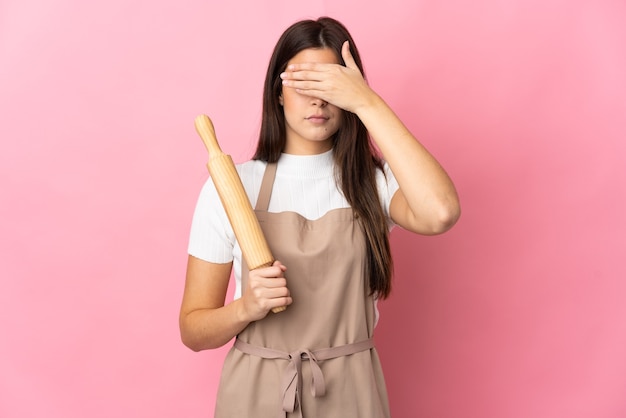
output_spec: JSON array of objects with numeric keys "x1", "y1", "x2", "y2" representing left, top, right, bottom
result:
[{"x1": 1, "y1": 0, "x2": 625, "y2": 417}]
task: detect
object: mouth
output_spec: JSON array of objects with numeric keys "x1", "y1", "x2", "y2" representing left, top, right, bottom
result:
[{"x1": 306, "y1": 114, "x2": 330, "y2": 123}]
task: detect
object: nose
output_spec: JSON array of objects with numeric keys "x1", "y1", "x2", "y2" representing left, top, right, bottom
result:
[{"x1": 311, "y1": 97, "x2": 327, "y2": 107}]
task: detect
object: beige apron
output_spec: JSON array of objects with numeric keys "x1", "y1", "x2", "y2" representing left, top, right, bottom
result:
[{"x1": 215, "y1": 162, "x2": 391, "y2": 418}]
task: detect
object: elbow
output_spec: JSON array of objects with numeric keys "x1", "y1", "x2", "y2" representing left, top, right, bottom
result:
[
  {"x1": 181, "y1": 339, "x2": 202, "y2": 353},
  {"x1": 179, "y1": 316, "x2": 212, "y2": 352},
  {"x1": 179, "y1": 321, "x2": 227, "y2": 352},
  {"x1": 396, "y1": 194, "x2": 461, "y2": 236},
  {"x1": 180, "y1": 329, "x2": 204, "y2": 352},
  {"x1": 439, "y1": 205, "x2": 461, "y2": 233},
  {"x1": 180, "y1": 331, "x2": 222, "y2": 352},
  {"x1": 427, "y1": 200, "x2": 461, "y2": 235}
]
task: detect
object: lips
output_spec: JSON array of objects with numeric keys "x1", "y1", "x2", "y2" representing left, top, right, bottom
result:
[{"x1": 306, "y1": 114, "x2": 329, "y2": 122}]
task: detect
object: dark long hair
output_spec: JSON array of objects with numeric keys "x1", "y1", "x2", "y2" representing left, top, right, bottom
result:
[{"x1": 253, "y1": 17, "x2": 393, "y2": 298}]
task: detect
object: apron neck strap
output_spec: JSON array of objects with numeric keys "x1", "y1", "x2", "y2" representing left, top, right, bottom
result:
[{"x1": 255, "y1": 162, "x2": 277, "y2": 211}]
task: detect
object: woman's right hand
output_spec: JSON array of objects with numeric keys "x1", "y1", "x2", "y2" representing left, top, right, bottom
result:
[{"x1": 240, "y1": 260, "x2": 292, "y2": 322}]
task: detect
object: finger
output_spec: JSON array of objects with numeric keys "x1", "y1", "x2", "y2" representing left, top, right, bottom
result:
[
  {"x1": 282, "y1": 79, "x2": 329, "y2": 97},
  {"x1": 269, "y1": 296, "x2": 293, "y2": 310},
  {"x1": 258, "y1": 277, "x2": 288, "y2": 288},
  {"x1": 341, "y1": 41, "x2": 358, "y2": 70},
  {"x1": 253, "y1": 285, "x2": 289, "y2": 299},
  {"x1": 251, "y1": 265, "x2": 285, "y2": 279},
  {"x1": 272, "y1": 260, "x2": 287, "y2": 272},
  {"x1": 284, "y1": 62, "x2": 332, "y2": 73},
  {"x1": 281, "y1": 69, "x2": 325, "y2": 84}
]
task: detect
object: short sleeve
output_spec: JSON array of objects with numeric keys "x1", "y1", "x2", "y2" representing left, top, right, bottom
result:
[
  {"x1": 376, "y1": 162, "x2": 400, "y2": 229},
  {"x1": 187, "y1": 176, "x2": 236, "y2": 263}
]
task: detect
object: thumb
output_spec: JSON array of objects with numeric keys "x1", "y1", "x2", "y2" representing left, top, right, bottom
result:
[{"x1": 341, "y1": 40, "x2": 358, "y2": 70}]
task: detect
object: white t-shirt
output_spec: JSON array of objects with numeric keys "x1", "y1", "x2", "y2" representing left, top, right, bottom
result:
[{"x1": 188, "y1": 149, "x2": 400, "y2": 300}]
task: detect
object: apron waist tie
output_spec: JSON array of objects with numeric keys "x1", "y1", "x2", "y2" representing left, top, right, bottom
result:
[{"x1": 234, "y1": 337, "x2": 374, "y2": 417}]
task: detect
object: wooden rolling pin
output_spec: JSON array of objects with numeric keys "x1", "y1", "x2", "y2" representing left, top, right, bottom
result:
[{"x1": 194, "y1": 114, "x2": 286, "y2": 313}]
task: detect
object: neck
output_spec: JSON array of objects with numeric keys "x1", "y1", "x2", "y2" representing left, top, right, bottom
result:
[{"x1": 283, "y1": 139, "x2": 332, "y2": 155}]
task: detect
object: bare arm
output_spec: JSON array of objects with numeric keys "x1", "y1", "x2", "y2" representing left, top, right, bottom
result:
[
  {"x1": 280, "y1": 41, "x2": 461, "y2": 234},
  {"x1": 179, "y1": 255, "x2": 291, "y2": 351},
  {"x1": 356, "y1": 93, "x2": 461, "y2": 235}
]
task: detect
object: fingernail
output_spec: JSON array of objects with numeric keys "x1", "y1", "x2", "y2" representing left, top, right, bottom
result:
[{"x1": 280, "y1": 72, "x2": 286, "y2": 79}]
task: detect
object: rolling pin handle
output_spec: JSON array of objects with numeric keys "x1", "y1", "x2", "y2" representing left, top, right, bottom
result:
[{"x1": 194, "y1": 114, "x2": 222, "y2": 157}]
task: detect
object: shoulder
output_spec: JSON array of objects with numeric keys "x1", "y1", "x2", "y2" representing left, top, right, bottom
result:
[{"x1": 236, "y1": 158, "x2": 267, "y2": 175}]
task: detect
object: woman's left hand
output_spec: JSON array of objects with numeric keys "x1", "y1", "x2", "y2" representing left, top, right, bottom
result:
[{"x1": 280, "y1": 41, "x2": 375, "y2": 113}]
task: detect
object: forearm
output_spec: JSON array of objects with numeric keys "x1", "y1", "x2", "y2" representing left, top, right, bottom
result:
[
  {"x1": 180, "y1": 258, "x2": 250, "y2": 351},
  {"x1": 180, "y1": 298, "x2": 250, "y2": 351},
  {"x1": 180, "y1": 258, "x2": 292, "y2": 351}
]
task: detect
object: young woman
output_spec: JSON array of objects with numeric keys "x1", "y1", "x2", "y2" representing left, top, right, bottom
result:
[{"x1": 180, "y1": 17, "x2": 460, "y2": 417}]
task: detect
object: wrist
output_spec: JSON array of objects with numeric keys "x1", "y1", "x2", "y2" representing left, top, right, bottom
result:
[
  {"x1": 353, "y1": 90, "x2": 384, "y2": 118},
  {"x1": 233, "y1": 297, "x2": 253, "y2": 327}
]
